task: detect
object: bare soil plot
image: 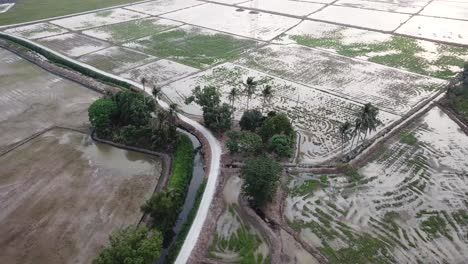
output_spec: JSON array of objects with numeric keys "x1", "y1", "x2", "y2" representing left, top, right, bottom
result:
[
  {"x1": 309, "y1": 5, "x2": 411, "y2": 32},
  {"x1": 0, "y1": 48, "x2": 99, "y2": 152},
  {"x1": 237, "y1": 0, "x2": 325, "y2": 17},
  {"x1": 333, "y1": 0, "x2": 424, "y2": 14},
  {"x1": 4, "y1": 23, "x2": 68, "y2": 40},
  {"x1": 0, "y1": 128, "x2": 162, "y2": 264},
  {"x1": 396, "y1": 16, "x2": 468, "y2": 46},
  {"x1": 276, "y1": 20, "x2": 468, "y2": 79},
  {"x1": 162, "y1": 63, "x2": 399, "y2": 163},
  {"x1": 420, "y1": 0, "x2": 468, "y2": 21},
  {"x1": 82, "y1": 17, "x2": 183, "y2": 43},
  {"x1": 78, "y1": 46, "x2": 157, "y2": 74},
  {"x1": 37, "y1": 33, "x2": 110, "y2": 57},
  {"x1": 50, "y1": 8, "x2": 148, "y2": 31},
  {"x1": 161, "y1": 3, "x2": 301, "y2": 41},
  {"x1": 125, "y1": 0, "x2": 204, "y2": 16},
  {"x1": 237, "y1": 44, "x2": 445, "y2": 115},
  {"x1": 124, "y1": 25, "x2": 258, "y2": 69},
  {"x1": 285, "y1": 107, "x2": 468, "y2": 263},
  {"x1": 120, "y1": 59, "x2": 198, "y2": 87}
]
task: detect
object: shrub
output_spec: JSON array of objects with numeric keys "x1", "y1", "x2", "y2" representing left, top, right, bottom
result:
[
  {"x1": 226, "y1": 131, "x2": 263, "y2": 155},
  {"x1": 242, "y1": 156, "x2": 282, "y2": 207},
  {"x1": 93, "y1": 226, "x2": 163, "y2": 264},
  {"x1": 269, "y1": 134, "x2": 293, "y2": 158},
  {"x1": 114, "y1": 90, "x2": 155, "y2": 127},
  {"x1": 239, "y1": 110, "x2": 264, "y2": 131},
  {"x1": 259, "y1": 113, "x2": 295, "y2": 142},
  {"x1": 141, "y1": 190, "x2": 179, "y2": 241},
  {"x1": 88, "y1": 98, "x2": 118, "y2": 138}
]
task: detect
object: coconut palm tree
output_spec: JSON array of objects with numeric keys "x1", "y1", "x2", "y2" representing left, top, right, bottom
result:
[
  {"x1": 261, "y1": 85, "x2": 273, "y2": 113},
  {"x1": 244, "y1": 76, "x2": 258, "y2": 110},
  {"x1": 350, "y1": 117, "x2": 362, "y2": 150},
  {"x1": 228, "y1": 88, "x2": 239, "y2": 109},
  {"x1": 169, "y1": 103, "x2": 178, "y2": 123},
  {"x1": 359, "y1": 103, "x2": 380, "y2": 141},
  {"x1": 152, "y1": 86, "x2": 161, "y2": 99},
  {"x1": 338, "y1": 121, "x2": 352, "y2": 156},
  {"x1": 141, "y1": 77, "x2": 147, "y2": 90}
]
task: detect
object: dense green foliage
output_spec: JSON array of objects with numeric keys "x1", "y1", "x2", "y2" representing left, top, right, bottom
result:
[
  {"x1": 141, "y1": 134, "x2": 194, "y2": 242},
  {"x1": 269, "y1": 134, "x2": 293, "y2": 158},
  {"x1": 186, "y1": 85, "x2": 233, "y2": 133},
  {"x1": 226, "y1": 131, "x2": 263, "y2": 155},
  {"x1": 259, "y1": 113, "x2": 295, "y2": 142},
  {"x1": 93, "y1": 226, "x2": 163, "y2": 264},
  {"x1": 0, "y1": 33, "x2": 132, "y2": 89},
  {"x1": 447, "y1": 67, "x2": 468, "y2": 118},
  {"x1": 88, "y1": 98, "x2": 118, "y2": 137},
  {"x1": 88, "y1": 90, "x2": 177, "y2": 150},
  {"x1": 239, "y1": 110, "x2": 264, "y2": 132},
  {"x1": 242, "y1": 156, "x2": 282, "y2": 207}
]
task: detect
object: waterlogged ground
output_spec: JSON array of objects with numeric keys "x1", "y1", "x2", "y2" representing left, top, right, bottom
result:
[
  {"x1": 0, "y1": 129, "x2": 162, "y2": 264},
  {"x1": 276, "y1": 20, "x2": 468, "y2": 79},
  {"x1": 163, "y1": 62, "x2": 399, "y2": 163},
  {"x1": 285, "y1": 107, "x2": 468, "y2": 263},
  {"x1": 208, "y1": 175, "x2": 270, "y2": 263}
]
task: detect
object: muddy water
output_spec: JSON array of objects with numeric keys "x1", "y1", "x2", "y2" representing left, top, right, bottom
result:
[
  {"x1": 285, "y1": 107, "x2": 468, "y2": 263},
  {"x1": 0, "y1": 128, "x2": 162, "y2": 264}
]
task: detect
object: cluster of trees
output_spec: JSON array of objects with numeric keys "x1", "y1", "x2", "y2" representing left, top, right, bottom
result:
[
  {"x1": 228, "y1": 110, "x2": 295, "y2": 159},
  {"x1": 88, "y1": 90, "x2": 177, "y2": 150},
  {"x1": 338, "y1": 103, "x2": 381, "y2": 156}
]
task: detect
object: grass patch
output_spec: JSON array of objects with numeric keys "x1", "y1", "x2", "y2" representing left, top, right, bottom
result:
[
  {"x1": 168, "y1": 134, "x2": 194, "y2": 193},
  {"x1": 400, "y1": 130, "x2": 418, "y2": 146},
  {"x1": 420, "y1": 215, "x2": 449, "y2": 239},
  {"x1": 128, "y1": 28, "x2": 257, "y2": 69},
  {"x1": 452, "y1": 210, "x2": 468, "y2": 226},
  {"x1": 0, "y1": 0, "x2": 144, "y2": 26}
]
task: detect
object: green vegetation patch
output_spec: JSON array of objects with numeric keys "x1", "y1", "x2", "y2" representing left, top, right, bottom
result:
[
  {"x1": 400, "y1": 130, "x2": 418, "y2": 146},
  {"x1": 0, "y1": 0, "x2": 143, "y2": 26},
  {"x1": 290, "y1": 32, "x2": 468, "y2": 79},
  {"x1": 420, "y1": 215, "x2": 449, "y2": 239},
  {"x1": 127, "y1": 27, "x2": 257, "y2": 69}
]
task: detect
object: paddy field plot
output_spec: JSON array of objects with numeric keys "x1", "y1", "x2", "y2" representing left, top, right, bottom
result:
[
  {"x1": 285, "y1": 107, "x2": 468, "y2": 263},
  {"x1": 50, "y1": 8, "x2": 148, "y2": 31},
  {"x1": 309, "y1": 5, "x2": 410, "y2": 32},
  {"x1": 161, "y1": 4, "x2": 301, "y2": 41},
  {"x1": 208, "y1": 175, "x2": 270, "y2": 263},
  {"x1": 0, "y1": 128, "x2": 162, "y2": 264},
  {"x1": 125, "y1": 0, "x2": 204, "y2": 16},
  {"x1": 333, "y1": 0, "x2": 424, "y2": 14},
  {"x1": 82, "y1": 17, "x2": 183, "y2": 43},
  {"x1": 78, "y1": 46, "x2": 157, "y2": 74},
  {"x1": 237, "y1": 0, "x2": 325, "y2": 17},
  {"x1": 124, "y1": 25, "x2": 258, "y2": 69},
  {"x1": 120, "y1": 59, "x2": 198, "y2": 87},
  {"x1": 162, "y1": 63, "x2": 399, "y2": 163},
  {"x1": 420, "y1": 0, "x2": 468, "y2": 21},
  {"x1": 396, "y1": 16, "x2": 468, "y2": 46},
  {"x1": 276, "y1": 20, "x2": 468, "y2": 79},
  {"x1": 3, "y1": 23, "x2": 68, "y2": 40},
  {"x1": 0, "y1": 48, "x2": 99, "y2": 152},
  {"x1": 37, "y1": 33, "x2": 111, "y2": 57},
  {"x1": 237, "y1": 44, "x2": 445, "y2": 115}
]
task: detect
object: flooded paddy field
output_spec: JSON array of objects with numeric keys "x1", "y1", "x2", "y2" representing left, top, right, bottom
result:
[
  {"x1": 0, "y1": 48, "x2": 99, "y2": 152},
  {"x1": 237, "y1": 44, "x2": 445, "y2": 115},
  {"x1": 0, "y1": 128, "x2": 162, "y2": 264},
  {"x1": 285, "y1": 107, "x2": 468, "y2": 263},
  {"x1": 163, "y1": 62, "x2": 399, "y2": 163},
  {"x1": 37, "y1": 33, "x2": 111, "y2": 58},
  {"x1": 4, "y1": 23, "x2": 68, "y2": 40},
  {"x1": 276, "y1": 20, "x2": 468, "y2": 79}
]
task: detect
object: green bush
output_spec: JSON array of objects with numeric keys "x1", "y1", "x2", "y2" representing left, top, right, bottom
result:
[
  {"x1": 239, "y1": 110, "x2": 264, "y2": 132},
  {"x1": 114, "y1": 90, "x2": 155, "y2": 127},
  {"x1": 168, "y1": 134, "x2": 194, "y2": 195},
  {"x1": 259, "y1": 113, "x2": 295, "y2": 142},
  {"x1": 269, "y1": 134, "x2": 293, "y2": 158},
  {"x1": 141, "y1": 190, "x2": 180, "y2": 240},
  {"x1": 226, "y1": 131, "x2": 263, "y2": 155},
  {"x1": 88, "y1": 98, "x2": 118, "y2": 138},
  {"x1": 93, "y1": 226, "x2": 163, "y2": 264}
]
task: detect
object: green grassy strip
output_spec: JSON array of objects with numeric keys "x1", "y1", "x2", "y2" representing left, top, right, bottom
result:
[
  {"x1": 166, "y1": 180, "x2": 206, "y2": 264},
  {"x1": 0, "y1": 33, "x2": 132, "y2": 89},
  {"x1": 168, "y1": 134, "x2": 195, "y2": 195}
]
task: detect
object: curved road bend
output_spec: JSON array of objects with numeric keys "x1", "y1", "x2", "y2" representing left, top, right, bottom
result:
[{"x1": 0, "y1": 32, "x2": 222, "y2": 264}]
